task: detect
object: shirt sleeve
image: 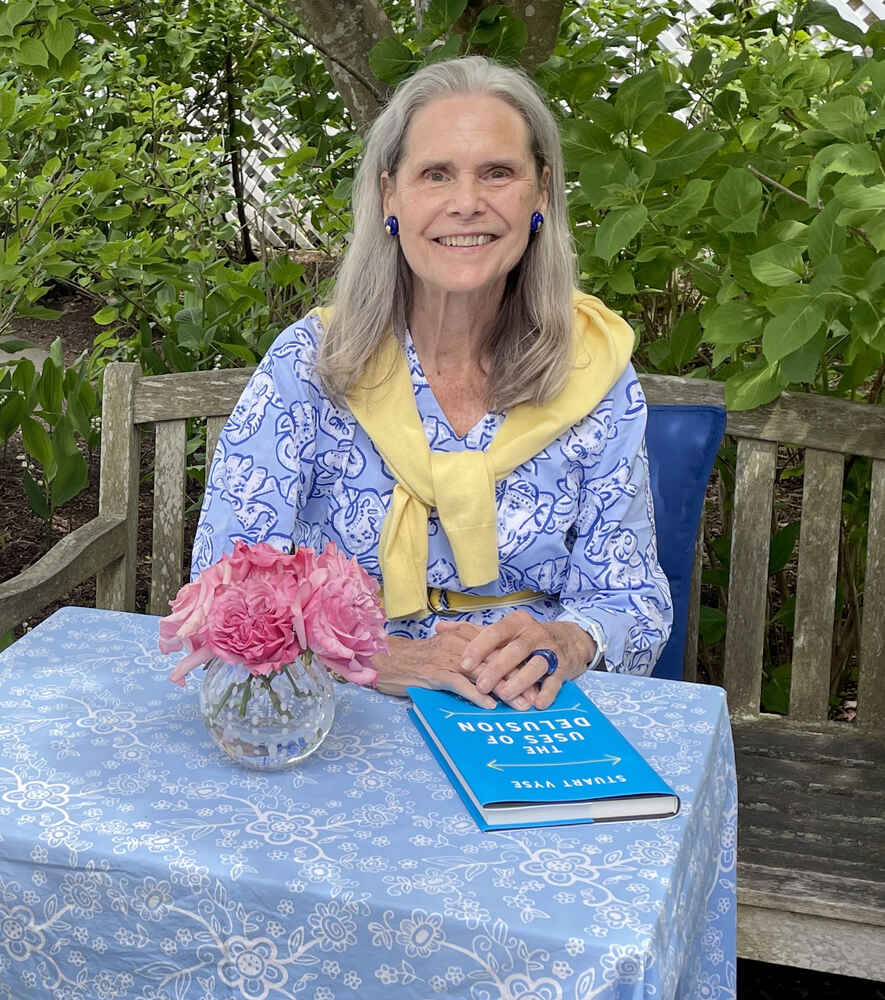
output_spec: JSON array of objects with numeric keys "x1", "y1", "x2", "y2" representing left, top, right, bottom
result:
[
  {"x1": 190, "y1": 318, "x2": 321, "y2": 579},
  {"x1": 556, "y1": 366, "x2": 673, "y2": 675}
]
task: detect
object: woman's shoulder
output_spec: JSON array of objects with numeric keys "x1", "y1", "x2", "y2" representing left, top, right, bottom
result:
[
  {"x1": 262, "y1": 310, "x2": 322, "y2": 367},
  {"x1": 255, "y1": 310, "x2": 332, "y2": 397},
  {"x1": 606, "y1": 361, "x2": 646, "y2": 416}
]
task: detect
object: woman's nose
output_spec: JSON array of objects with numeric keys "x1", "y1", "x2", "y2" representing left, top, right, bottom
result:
[{"x1": 447, "y1": 173, "x2": 484, "y2": 215}]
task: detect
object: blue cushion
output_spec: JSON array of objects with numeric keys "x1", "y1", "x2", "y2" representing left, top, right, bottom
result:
[{"x1": 645, "y1": 404, "x2": 726, "y2": 680}]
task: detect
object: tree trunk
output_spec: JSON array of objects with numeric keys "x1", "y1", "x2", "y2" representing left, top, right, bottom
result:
[
  {"x1": 283, "y1": 0, "x2": 394, "y2": 129},
  {"x1": 507, "y1": 0, "x2": 565, "y2": 73},
  {"x1": 454, "y1": 0, "x2": 564, "y2": 72},
  {"x1": 282, "y1": 0, "x2": 565, "y2": 128}
]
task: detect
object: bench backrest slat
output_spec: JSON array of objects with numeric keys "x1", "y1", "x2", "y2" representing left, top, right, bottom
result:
[
  {"x1": 640, "y1": 375, "x2": 885, "y2": 460},
  {"x1": 150, "y1": 420, "x2": 188, "y2": 616},
  {"x1": 134, "y1": 370, "x2": 255, "y2": 423},
  {"x1": 725, "y1": 438, "x2": 777, "y2": 717},
  {"x1": 206, "y1": 416, "x2": 228, "y2": 473},
  {"x1": 96, "y1": 363, "x2": 140, "y2": 611},
  {"x1": 789, "y1": 449, "x2": 845, "y2": 722},
  {"x1": 857, "y1": 458, "x2": 885, "y2": 728}
]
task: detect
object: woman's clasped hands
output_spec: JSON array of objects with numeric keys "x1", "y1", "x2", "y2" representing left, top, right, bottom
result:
[{"x1": 374, "y1": 611, "x2": 596, "y2": 712}]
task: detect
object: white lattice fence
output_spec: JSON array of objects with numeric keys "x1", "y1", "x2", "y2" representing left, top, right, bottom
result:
[{"x1": 234, "y1": 117, "x2": 325, "y2": 250}]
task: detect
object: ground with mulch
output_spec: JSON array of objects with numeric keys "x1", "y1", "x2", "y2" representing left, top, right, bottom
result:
[{"x1": 1, "y1": 292, "x2": 882, "y2": 998}]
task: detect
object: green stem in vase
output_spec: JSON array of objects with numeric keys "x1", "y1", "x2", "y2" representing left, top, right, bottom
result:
[
  {"x1": 283, "y1": 663, "x2": 307, "y2": 699},
  {"x1": 239, "y1": 676, "x2": 254, "y2": 717},
  {"x1": 211, "y1": 681, "x2": 237, "y2": 723},
  {"x1": 262, "y1": 672, "x2": 293, "y2": 720}
]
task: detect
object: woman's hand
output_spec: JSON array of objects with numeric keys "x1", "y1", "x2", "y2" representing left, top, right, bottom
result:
[
  {"x1": 441, "y1": 611, "x2": 596, "y2": 710},
  {"x1": 372, "y1": 625, "x2": 500, "y2": 708},
  {"x1": 372, "y1": 623, "x2": 536, "y2": 710}
]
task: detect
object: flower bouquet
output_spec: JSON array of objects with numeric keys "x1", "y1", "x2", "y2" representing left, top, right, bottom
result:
[{"x1": 158, "y1": 540, "x2": 387, "y2": 770}]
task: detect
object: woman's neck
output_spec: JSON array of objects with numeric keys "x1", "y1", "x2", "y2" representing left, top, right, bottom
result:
[{"x1": 408, "y1": 284, "x2": 504, "y2": 377}]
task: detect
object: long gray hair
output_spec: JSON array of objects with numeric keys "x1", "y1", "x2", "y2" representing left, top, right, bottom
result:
[{"x1": 315, "y1": 56, "x2": 576, "y2": 409}]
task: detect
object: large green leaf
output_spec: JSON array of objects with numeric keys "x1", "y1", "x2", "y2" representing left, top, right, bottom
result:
[
  {"x1": 368, "y1": 38, "x2": 416, "y2": 85},
  {"x1": 578, "y1": 159, "x2": 619, "y2": 202},
  {"x1": 806, "y1": 143, "x2": 880, "y2": 205},
  {"x1": 698, "y1": 605, "x2": 727, "y2": 646},
  {"x1": 833, "y1": 178, "x2": 885, "y2": 213},
  {"x1": 853, "y1": 299, "x2": 885, "y2": 350},
  {"x1": 614, "y1": 70, "x2": 666, "y2": 133},
  {"x1": 749, "y1": 243, "x2": 805, "y2": 286},
  {"x1": 761, "y1": 663, "x2": 791, "y2": 716},
  {"x1": 762, "y1": 296, "x2": 827, "y2": 363},
  {"x1": 581, "y1": 98, "x2": 623, "y2": 134},
  {"x1": 50, "y1": 417, "x2": 88, "y2": 510},
  {"x1": 560, "y1": 120, "x2": 613, "y2": 171},
  {"x1": 38, "y1": 356, "x2": 63, "y2": 418},
  {"x1": 713, "y1": 167, "x2": 762, "y2": 234},
  {"x1": 653, "y1": 130, "x2": 723, "y2": 183},
  {"x1": 724, "y1": 360, "x2": 784, "y2": 410},
  {"x1": 702, "y1": 301, "x2": 766, "y2": 346},
  {"x1": 807, "y1": 200, "x2": 847, "y2": 264},
  {"x1": 815, "y1": 97, "x2": 868, "y2": 142},
  {"x1": 421, "y1": 0, "x2": 468, "y2": 38},
  {"x1": 769, "y1": 521, "x2": 801, "y2": 575},
  {"x1": 656, "y1": 178, "x2": 712, "y2": 227},
  {"x1": 3, "y1": 1, "x2": 34, "y2": 32},
  {"x1": 0, "y1": 390, "x2": 27, "y2": 443},
  {"x1": 669, "y1": 311, "x2": 703, "y2": 367},
  {"x1": 45, "y1": 19, "x2": 77, "y2": 62},
  {"x1": 17, "y1": 37, "x2": 49, "y2": 67},
  {"x1": 593, "y1": 205, "x2": 648, "y2": 262},
  {"x1": 778, "y1": 326, "x2": 828, "y2": 383},
  {"x1": 795, "y1": 1, "x2": 866, "y2": 46},
  {"x1": 93, "y1": 306, "x2": 119, "y2": 325},
  {"x1": 22, "y1": 468, "x2": 49, "y2": 521},
  {"x1": 20, "y1": 415, "x2": 52, "y2": 469}
]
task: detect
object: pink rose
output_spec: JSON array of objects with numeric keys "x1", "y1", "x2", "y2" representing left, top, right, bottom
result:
[
  {"x1": 158, "y1": 558, "x2": 229, "y2": 656},
  {"x1": 302, "y1": 543, "x2": 386, "y2": 684},
  {"x1": 160, "y1": 541, "x2": 384, "y2": 689},
  {"x1": 204, "y1": 575, "x2": 305, "y2": 674}
]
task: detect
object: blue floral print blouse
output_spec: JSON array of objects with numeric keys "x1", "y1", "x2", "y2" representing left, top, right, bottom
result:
[{"x1": 192, "y1": 312, "x2": 673, "y2": 674}]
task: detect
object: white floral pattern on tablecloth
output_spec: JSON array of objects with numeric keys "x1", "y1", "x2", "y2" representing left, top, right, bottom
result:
[{"x1": 0, "y1": 607, "x2": 736, "y2": 1000}]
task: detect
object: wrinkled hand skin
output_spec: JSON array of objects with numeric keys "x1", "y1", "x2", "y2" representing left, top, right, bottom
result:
[
  {"x1": 445, "y1": 611, "x2": 596, "y2": 710},
  {"x1": 372, "y1": 612, "x2": 595, "y2": 711}
]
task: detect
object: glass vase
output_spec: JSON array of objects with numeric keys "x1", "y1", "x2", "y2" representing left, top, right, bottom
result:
[{"x1": 199, "y1": 651, "x2": 335, "y2": 771}]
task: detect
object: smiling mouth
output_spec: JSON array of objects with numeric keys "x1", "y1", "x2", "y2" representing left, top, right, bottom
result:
[{"x1": 433, "y1": 234, "x2": 498, "y2": 247}]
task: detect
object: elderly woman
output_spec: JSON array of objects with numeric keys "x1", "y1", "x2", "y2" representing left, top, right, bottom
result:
[{"x1": 193, "y1": 56, "x2": 672, "y2": 711}]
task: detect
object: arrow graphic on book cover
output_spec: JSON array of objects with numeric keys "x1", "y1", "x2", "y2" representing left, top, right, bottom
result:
[
  {"x1": 438, "y1": 702, "x2": 584, "y2": 719},
  {"x1": 485, "y1": 754, "x2": 622, "y2": 771}
]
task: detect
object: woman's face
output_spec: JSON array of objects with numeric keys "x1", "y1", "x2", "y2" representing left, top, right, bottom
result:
[{"x1": 381, "y1": 94, "x2": 549, "y2": 304}]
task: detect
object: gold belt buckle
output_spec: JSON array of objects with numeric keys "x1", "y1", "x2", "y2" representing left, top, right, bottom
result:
[{"x1": 426, "y1": 587, "x2": 453, "y2": 614}]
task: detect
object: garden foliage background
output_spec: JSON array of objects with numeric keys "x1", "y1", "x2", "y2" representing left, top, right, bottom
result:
[{"x1": 2, "y1": 0, "x2": 884, "y2": 706}]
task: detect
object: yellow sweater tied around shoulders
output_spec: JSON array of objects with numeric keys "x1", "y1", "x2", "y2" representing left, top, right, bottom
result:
[{"x1": 315, "y1": 291, "x2": 634, "y2": 620}]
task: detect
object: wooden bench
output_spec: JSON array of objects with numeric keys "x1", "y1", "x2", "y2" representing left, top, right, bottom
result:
[{"x1": 1, "y1": 360, "x2": 883, "y2": 981}]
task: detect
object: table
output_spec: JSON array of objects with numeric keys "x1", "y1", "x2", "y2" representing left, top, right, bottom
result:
[{"x1": 0, "y1": 607, "x2": 736, "y2": 1000}]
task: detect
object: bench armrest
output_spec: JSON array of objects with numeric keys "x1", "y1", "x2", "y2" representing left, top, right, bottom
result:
[{"x1": 0, "y1": 515, "x2": 129, "y2": 635}]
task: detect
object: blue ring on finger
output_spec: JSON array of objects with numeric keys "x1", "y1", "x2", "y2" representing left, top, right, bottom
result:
[{"x1": 530, "y1": 648, "x2": 558, "y2": 676}]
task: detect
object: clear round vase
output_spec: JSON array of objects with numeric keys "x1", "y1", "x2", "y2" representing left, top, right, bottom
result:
[{"x1": 199, "y1": 651, "x2": 335, "y2": 771}]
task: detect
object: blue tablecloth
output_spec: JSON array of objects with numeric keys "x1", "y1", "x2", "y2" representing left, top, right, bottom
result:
[{"x1": 0, "y1": 607, "x2": 736, "y2": 1000}]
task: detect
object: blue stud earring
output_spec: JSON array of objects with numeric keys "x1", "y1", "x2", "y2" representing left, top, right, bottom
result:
[
  {"x1": 384, "y1": 215, "x2": 399, "y2": 236},
  {"x1": 530, "y1": 211, "x2": 544, "y2": 234}
]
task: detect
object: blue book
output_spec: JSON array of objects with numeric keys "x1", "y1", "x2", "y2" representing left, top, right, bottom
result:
[{"x1": 407, "y1": 681, "x2": 680, "y2": 831}]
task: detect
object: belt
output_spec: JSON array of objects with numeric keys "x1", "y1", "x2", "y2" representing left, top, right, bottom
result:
[{"x1": 425, "y1": 587, "x2": 546, "y2": 615}]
